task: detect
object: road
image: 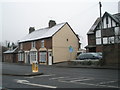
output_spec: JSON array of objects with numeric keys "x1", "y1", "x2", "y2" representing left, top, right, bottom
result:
[{"x1": 2, "y1": 63, "x2": 120, "y2": 89}]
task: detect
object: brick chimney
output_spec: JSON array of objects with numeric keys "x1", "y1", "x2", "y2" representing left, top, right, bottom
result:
[
  {"x1": 48, "y1": 20, "x2": 56, "y2": 28},
  {"x1": 29, "y1": 27, "x2": 35, "y2": 34}
]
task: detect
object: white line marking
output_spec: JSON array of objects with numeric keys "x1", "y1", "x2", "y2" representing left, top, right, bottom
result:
[
  {"x1": 32, "y1": 74, "x2": 55, "y2": 78},
  {"x1": 99, "y1": 80, "x2": 117, "y2": 84},
  {"x1": 49, "y1": 77, "x2": 66, "y2": 80},
  {"x1": 17, "y1": 80, "x2": 29, "y2": 83},
  {"x1": 24, "y1": 77, "x2": 34, "y2": 78},
  {"x1": 16, "y1": 79, "x2": 57, "y2": 88},
  {"x1": 59, "y1": 80, "x2": 119, "y2": 88},
  {"x1": 50, "y1": 77, "x2": 79, "y2": 81},
  {"x1": 70, "y1": 78, "x2": 92, "y2": 82},
  {"x1": 56, "y1": 77, "x2": 119, "y2": 88}
]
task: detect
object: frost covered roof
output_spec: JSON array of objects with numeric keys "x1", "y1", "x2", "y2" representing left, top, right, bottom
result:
[
  {"x1": 4, "y1": 47, "x2": 18, "y2": 54},
  {"x1": 19, "y1": 22, "x2": 66, "y2": 43}
]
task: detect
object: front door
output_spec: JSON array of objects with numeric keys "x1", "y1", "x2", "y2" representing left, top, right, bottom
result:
[
  {"x1": 25, "y1": 52, "x2": 30, "y2": 64},
  {"x1": 48, "y1": 52, "x2": 52, "y2": 65}
]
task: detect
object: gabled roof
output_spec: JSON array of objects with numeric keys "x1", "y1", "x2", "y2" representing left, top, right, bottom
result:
[
  {"x1": 112, "y1": 13, "x2": 120, "y2": 23},
  {"x1": 19, "y1": 22, "x2": 66, "y2": 43},
  {"x1": 87, "y1": 18, "x2": 100, "y2": 35},
  {"x1": 87, "y1": 12, "x2": 120, "y2": 35},
  {"x1": 106, "y1": 12, "x2": 120, "y2": 24},
  {"x1": 4, "y1": 47, "x2": 18, "y2": 54}
]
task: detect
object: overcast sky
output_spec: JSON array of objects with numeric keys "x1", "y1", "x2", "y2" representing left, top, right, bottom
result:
[{"x1": 0, "y1": 0, "x2": 119, "y2": 48}]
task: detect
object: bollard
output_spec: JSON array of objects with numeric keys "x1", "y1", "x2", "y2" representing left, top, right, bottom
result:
[{"x1": 32, "y1": 61, "x2": 38, "y2": 72}]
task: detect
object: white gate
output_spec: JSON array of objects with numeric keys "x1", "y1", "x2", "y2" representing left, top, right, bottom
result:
[{"x1": 48, "y1": 52, "x2": 52, "y2": 65}]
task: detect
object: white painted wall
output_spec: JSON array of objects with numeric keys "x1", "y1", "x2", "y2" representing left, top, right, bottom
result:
[
  {"x1": 103, "y1": 17, "x2": 107, "y2": 28},
  {"x1": 52, "y1": 23, "x2": 79, "y2": 63},
  {"x1": 108, "y1": 17, "x2": 111, "y2": 28}
]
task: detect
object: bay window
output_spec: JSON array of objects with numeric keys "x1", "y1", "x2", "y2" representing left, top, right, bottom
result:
[
  {"x1": 30, "y1": 51, "x2": 37, "y2": 63},
  {"x1": 39, "y1": 52, "x2": 46, "y2": 63}
]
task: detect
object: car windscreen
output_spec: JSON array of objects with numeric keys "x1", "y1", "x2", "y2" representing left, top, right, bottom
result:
[{"x1": 78, "y1": 53, "x2": 94, "y2": 59}]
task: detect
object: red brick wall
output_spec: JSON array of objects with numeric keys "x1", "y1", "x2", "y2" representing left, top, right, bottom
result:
[
  {"x1": 4, "y1": 53, "x2": 18, "y2": 63},
  {"x1": 45, "y1": 38, "x2": 52, "y2": 49},
  {"x1": 96, "y1": 45, "x2": 102, "y2": 52},
  {"x1": 36, "y1": 40, "x2": 40, "y2": 50},
  {"x1": 23, "y1": 42, "x2": 31, "y2": 51},
  {"x1": 19, "y1": 38, "x2": 52, "y2": 51},
  {"x1": 103, "y1": 44, "x2": 120, "y2": 65},
  {"x1": 13, "y1": 54, "x2": 18, "y2": 63},
  {"x1": 4, "y1": 54, "x2": 13, "y2": 63},
  {"x1": 18, "y1": 38, "x2": 52, "y2": 64}
]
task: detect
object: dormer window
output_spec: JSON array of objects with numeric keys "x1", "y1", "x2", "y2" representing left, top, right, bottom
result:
[
  {"x1": 41, "y1": 40, "x2": 44, "y2": 48},
  {"x1": 32, "y1": 41, "x2": 35, "y2": 48}
]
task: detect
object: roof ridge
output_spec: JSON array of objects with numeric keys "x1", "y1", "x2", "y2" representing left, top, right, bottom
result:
[{"x1": 34, "y1": 22, "x2": 66, "y2": 32}]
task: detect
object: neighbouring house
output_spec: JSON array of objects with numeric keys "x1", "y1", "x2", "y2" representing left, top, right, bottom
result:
[
  {"x1": 85, "y1": 12, "x2": 120, "y2": 65},
  {"x1": 1, "y1": 46, "x2": 8, "y2": 62},
  {"x1": 3, "y1": 46, "x2": 18, "y2": 63},
  {"x1": 18, "y1": 20, "x2": 80, "y2": 65}
]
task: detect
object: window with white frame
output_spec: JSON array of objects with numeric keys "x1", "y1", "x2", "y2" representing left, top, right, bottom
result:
[
  {"x1": 103, "y1": 37, "x2": 108, "y2": 44},
  {"x1": 30, "y1": 51, "x2": 37, "y2": 63},
  {"x1": 114, "y1": 27, "x2": 120, "y2": 43},
  {"x1": 108, "y1": 37, "x2": 114, "y2": 44},
  {"x1": 96, "y1": 38, "x2": 101, "y2": 45},
  {"x1": 39, "y1": 52, "x2": 46, "y2": 63},
  {"x1": 41, "y1": 40, "x2": 44, "y2": 48},
  {"x1": 114, "y1": 27, "x2": 120, "y2": 35},
  {"x1": 18, "y1": 53, "x2": 24, "y2": 61},
  {"x1": 96, "y1": 30, "x2": 101, "y2": 45},
  {"x1": 31, "y1": 41, "x2": 35, "y2": 48},
  {"x1": 96, "y1": 30, "x2": 101, "y2": 37}
]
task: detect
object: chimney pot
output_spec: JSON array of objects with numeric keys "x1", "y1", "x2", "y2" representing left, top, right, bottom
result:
[
  {"x1": 49, "y1": 20, "x2": 56, "y2": 28},
  {"x1": 29, "y1": 27, "x2": 35, "y2": 34}
]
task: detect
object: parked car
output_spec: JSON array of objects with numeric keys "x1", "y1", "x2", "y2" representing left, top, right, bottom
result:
[{"x1": 76, "y1": 52, "x2": 102, "y2": 60}]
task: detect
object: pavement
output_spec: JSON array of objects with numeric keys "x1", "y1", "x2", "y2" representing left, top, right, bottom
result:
[
  {"x1": 1, "y1": 61, "x2": 119, "y2": 77},
  {"x1": 53, "y1": 61, "x2": 120, "y2": 69}
]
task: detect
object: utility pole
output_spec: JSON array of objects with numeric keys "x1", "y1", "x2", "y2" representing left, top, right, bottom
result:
[
  {"x1": 99, "y1": 2, "x2": 105, "y2": 65},
  {"x1": 99, "y1": 2, "x2": 103, "y2": 45}
]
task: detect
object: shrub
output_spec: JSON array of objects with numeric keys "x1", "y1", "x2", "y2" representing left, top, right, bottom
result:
[{"x1": 87, "y1": 61, "x2": 92, "y2": 65}]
